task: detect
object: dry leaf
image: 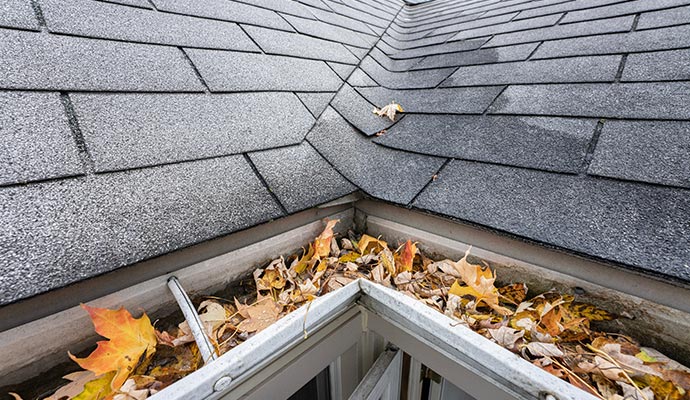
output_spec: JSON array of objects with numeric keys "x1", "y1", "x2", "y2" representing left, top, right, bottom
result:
[
  {"x1": 395, "y1": 240, "x2": 417, "y2": 273},
  {"x1": 356, "y1": 234, "x2": 388, "y2": 255},
  {"x1": 314, "y1": 219, "x2": 339, "y2": 259},
  {"x1": 69, "y1": 305, "x2": 157, "y2": 391},
  {"x1": 489, "y1": 326, "x2": 524, "y2": 349},
  {"x1": 372, "y1": 102, "x2": 403, "y2": 121},
  {"x1": 238, "y1": 298, "x2": 282, "y2": 333},
  {"x1": 525, "y1": 342, "x2": 564, "y2": 358}
]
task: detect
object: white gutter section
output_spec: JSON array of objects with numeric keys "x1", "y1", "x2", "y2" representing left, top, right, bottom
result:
[{"x1": 153, "y1": 279, "x2": 597, "y2": 400}]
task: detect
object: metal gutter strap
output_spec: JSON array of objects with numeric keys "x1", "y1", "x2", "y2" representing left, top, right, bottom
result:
[{"x1": 167, "y1": 276, "x2": 218, "y2": 364}]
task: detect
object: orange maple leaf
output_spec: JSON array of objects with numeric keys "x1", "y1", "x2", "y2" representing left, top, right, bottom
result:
[
  {"x1": 69, "y1": 304, "x2": 157, "y2": 391},
  {"x1": 396, "y1": 240, "x2": 417, "y2": 273}
]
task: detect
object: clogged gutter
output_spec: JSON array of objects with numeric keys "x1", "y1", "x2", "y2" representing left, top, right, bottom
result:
[{"x1": 10, "y1": 220, "x2": 690, "y2": 400}]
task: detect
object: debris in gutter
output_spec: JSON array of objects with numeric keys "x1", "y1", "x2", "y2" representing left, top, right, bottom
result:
[
  {"x1": 11, "y1": 221, "x2": 690, "y2": 400},
  {"x1": 373, "y1": 102, "x2": 403, "y2": 121}
]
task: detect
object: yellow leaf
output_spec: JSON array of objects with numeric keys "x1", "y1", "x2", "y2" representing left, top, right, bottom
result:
[
  {"x1": 293, "y1": 243, "x2": 315, "y2": 274},
  {"x1": 73, "y1": 372, "x2": 116, "y2": 400},
  {"x1": 448, "y1": 250, "x2": 512, "y2": 316},
  {"x1": 313, "y1": 219, "x2": 339, "y2": 259},
  {"x1": 338, "y1": 252, "x2": 361, "y2": 263},
  {"x1": 568, "y1": 302, "x2": 615, "y2": 321},
  {"x1": 636, "y1": 350, "x2": 658, "y2": 363},
  {"x1": 69, "y1": 305, "x2": 157, "y2": 391},
  {"x1": 357, "y1": 234, "x2": 388, "y2": 255},
  {"x1": 379, "y1": 247, "x2": 396, "y2": 276},
  {"x1": 639, "y1": 374, "x2": 686, "y2": 400}
]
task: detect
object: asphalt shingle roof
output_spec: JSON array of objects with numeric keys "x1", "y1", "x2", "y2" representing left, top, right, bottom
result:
[{"x1": 1, "y1": 0, "x2": 689, "y2": 305}]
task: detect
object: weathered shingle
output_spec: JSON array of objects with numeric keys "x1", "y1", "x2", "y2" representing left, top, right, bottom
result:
[
  {"x1": 186, "y1": 50, "x2": 342, "y2": 91},
  {"x1": 152, "y1": 0, "x2": 294, "y2": 31},
  {"x1": 375, "y1": 114, "x2": 596, "y2": 173},
  {"x1": 249, "y1": 143, "x2": 358, "y2": 213},
  {"x1": 357, "y1": 86, "x2": 504, "y2": 113},
  {"x1": 243, "y1": 25, "x2": 359, "y2": 64},
  {"x1": 451, "y1": 13, "x2": 562, "y2": 40},
  {"x1": 42, "y1": 0, "x2": 260, "y2": 51},
  {"x1": 414, "y1": 160, "x2": 690, "y2": 282},
  {"x1": 622, "y1": 49, "x2": 690, "y2": 81},
  {"x1": 0, "y1": 29, "x2": 203, "y2": 91},
  {"x1": 0, "y1": 0, "x2": 39, "y2": 30},
  {"x1": 71, "y1": 93, "x2": 314, "y2": 171},
  {"x1": 0, "y1": 92, "x2": 82, "y2": 186},
  {"x1": 412, "y1": 43, "x2": 538, "y2": 69},
  {"x1": 360, "y1": 56, "x2": 455, "y2": 88},
  {"x1": 637, "y1": 5, "x2": 690, "y2": 29},
  {"x1": 235, "y1": 0, "x2": 316, "y2": 19},
  {"x1": 0, "y1": 155, "x2": 284, "y2": 303},
  {"x1": 561, "y1": 0, "x2": 690, "y2": 24},
  {"x1": 489, "y1": 83, "x2": 690, "y2": 119},
  {"x1": 308, "y1": 107, "x2": 445, "y2": 203},
  {"x1": 441, "y1": 55, "x2": 621, "y2": 86},
  {"x1": 589, "y1": 120, "x2": 690, "y2": 188},
  {"x1": 283, "y1": 14, "x2": 376, "y2": 47},
  {"x1": 296, "y1": 92, "x2": 335, "y2": 118},
  {"x1": 331, "y1": 85, "x2": 396, "y2": 136}
]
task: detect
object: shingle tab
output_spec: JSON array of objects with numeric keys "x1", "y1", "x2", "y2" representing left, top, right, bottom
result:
[
  {"x1": 375, "y1": 115, "x2": 596, "y2": 173},
  {"x1": 622, "y1": 49, "x2": 690, "y2": 82},
  {"x1": 328, "y1": 62, "x2": 356, "y2": 79},
  {"x1": 562, "y1": 0, "x2": 690, "y2": 24},
  {"x1": 451, "y1": 13, "x2": 562, "y2": 40},
  {"x1": 370, "y1": 48, "x2": 423, "y2": 72},
  {"x1": 413, "y1": 160, "x2": 690, "y2": 282},
  {"x1": 0, "y1": 155, "x2": 284, "y2": 304},
  {"x1": 186, "y1": 50, "x2": 342, "y2": 91},
  {"x1": 283, "y1": 15, "x2": 375, "y2": 48},
  {"x1": 387, "y1": 38, "x2": 487, "y2": 59},
  {"x1": 243, "y1": 25, "x2": 359, "y2": 64},
  {"x1": 485, "y1": 15, "x2": 634, "y2": 47},
  {"x1": 441, "y1": 55, "x2": 621, "y2": 86},
  {"x1": 296, "y1": 92, "x2": 335, "y2": 118},
  {"x1": 514, "y1": 0, "x2": 623, "y2": 20},
  {"x1": 589, "y1": 120, "x2": 690, "y2": 188},
  {"x1": 307, "y1": 107, "x2": 445, "y2": 203},
  {"x1": 348, "y1": 69, "x2": 379, "y2": 86},
  {"x1": 413, "y1": 43, "x2": 538, "y2": 69},
  {"x1": 490, "y1": 83, "x2": 690, "y2": 119},
  {"x1": 0, "y1": 0, "x2": 39, "y2": 30},
  {"x1": 427, "y1": 12, "x2": 519, "y2": 36},
  {"x1": 101, "y1": 0, "x2": 152, "y2": 8},
  {"x1": 42, "y1": 0, "x2": 260, "y2": 51},
  {"x1": 235, "y1": 0, "x2": 316, "y2": 19},
  {"x1": 249, "y1": 143, "x2": 357, "y2": 213},
  {"x1": 0, "y1": 92, "x2": 82, "y2": 185},
  {"x1": 321, "y1": 0, "x2": 391, "y2": 29},
  {"x1": 637, "y1": 5, "x2": 690, "y2": 29},
  {"x1": 152, "y1": 0, "x2": 294, "y2": 31},
  {"x1": 309, "y1": 6, "x2": 378, "y2": 35},
  {"x1": 0, "y1": 30, "x2": 203, "y2": 91},
  {"x1": 72, "y1": 93, "x2": 314, "y2": 172},
  {"x1": 357, "y1": 86, "x2": 504, "y2": 113},
  {"x1": 360, "y1": 57, "x2": 456, "y2": 88},
  {"x1": 533, "y1": 25, "x2": 690, "y2": 59},
  {"x1": 331, "y1": 85, "x2": 395, "y2": 136}
]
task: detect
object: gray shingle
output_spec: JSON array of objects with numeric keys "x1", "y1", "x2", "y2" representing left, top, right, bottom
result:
[
  {"x1": 348, "y1": 68, "x2": 379, "y2": 86},
  {"x1": 309, "y1": 6, "x2": 378, "y2": 35},
  {"x1": 0, "y1": 92, "x2": 82, "y2": 185},
  {"x1": 589, "y1": 120, "x2": 690, "y2": 188},
  {"x1": 482, "y1": 0, "x2": 572, "y2": 18},
  {"x1": 489, "y1": 83, "x2": 690, "y2": 119},
  {"x1": 485, "y1": 15, "x2": 634, "y2": 48},
  {"x1": 0, "y1": 155, "x2": 284, "y2": 304},
  {"x1": 249, "y1": 143, "x2": 357, "y2": 213},
  {"x1": 296, "y1": 92, "x2": 335, "y2": 118},
  {"x1": 431, "y1": 12, "x2": 519, "y2": 36},
  {"x1": 533, "y1": 25, "x2": 690, "y2": 59},
  {"x1": 562, "y1": 0, "x2": 690, "y2": 24},
  {"x1": 328, "y1": 62, "x2": 356, "y2": 79},
  {"x1": 451, "y1": 13, "x2": 562, "y2": 40},
  {"x1": 243, "y1": 25, "x2": 359, "y2": 64},
  {"x1": 375, "y1": 115, "x2": 596, "y2": 173},
  {"x1": 387, "y1": 38, "x2": 488, "y2": 59},
  {"x1": 0, "y1": 0, "x2": 39, "y2": 30},
  {"x1": 71, "y1": 93, "x2": 314, "y2": 172},
  {"x1": 331, "y1": 85, "x2": 395, "y2": 136},
  {"x1": 357, "y1": 86, "x2": 504, "y2": 113},
  {"x1": 413, "y1": 160, "x2": 690, "y2": 282},
  {"x1": 324, "y1": 0, "x2": 391, "y2": 29},
  {"x1": 370, "y1": 48, "x2": 424, "y2": 72},
  {"x1": 382, "y1": 32, "x2": 455, "y2": 51},
  {"x1": 283, "y1": 14, "x2": 375, "y2": 48},
  {"x1": 489, "y1": 82, "x2": 690, "y2": 119},
  {"x1": 442, "y1": 55, "x2": 621, "y2": 86},
  {"x1": 152, "y1": 0, "x2": 294, "y2": 31},
  {"x1": 360, "y1": 56, "x2": 455, "y2": 89},
  {"x1": 101, "y1": 0, "x2": 152, "y2": 8},
  {"x1": 412, "y1": 43, "x2": 539, "y2": 69},
  {"x1": 345, "y1": 44, "x2": 369, "y2": 59},
  {"x1": 186, "y1": 50, "x2": 342, "y2": 91},
  {"x1": 514, "y1": 0, "x2": 624, "y2": 20},
  {"x1": 637, "y1": 5, "x2": 690, "y2": 29},
  {"x1": 307, "y1": 107, "x2": 445, "y2": 203},
  {"x1": 622, "y1": 49, "x2": 690, "y2": 81},
  {"x1": 235, "y1": 0, "x2": 316, "y2": 19},
  {"x1": 0, "y1": 30, "x2": 203, "y2": 91},
  {"x1": 41, "y1": 0, "x2": 259, "y2": 51}
]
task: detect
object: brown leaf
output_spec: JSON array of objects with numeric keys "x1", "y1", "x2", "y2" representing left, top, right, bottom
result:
[
  {"x1": 372, "y1": 102, "x2": 403, "y2": 121},
  {"x1": 238, "y1": 298, "x2": 282, "y2": 333},
  {"x1": 498, "y1": 283, "x2": 528, "y2": 305},
  {"x1": 395, "y1": 240, "x2": 417, "y2": 273},
  {"x1": 314, "y1": 219, "x2": 339, "y2": 259}
]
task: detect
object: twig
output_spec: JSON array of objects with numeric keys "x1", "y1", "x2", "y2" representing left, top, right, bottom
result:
[
  {"x1": 586, "y1": 344, "x2": 649, "y2": 400},
  {"x1": 549, "y1": 357, "x2": 605, "y2": 400}
]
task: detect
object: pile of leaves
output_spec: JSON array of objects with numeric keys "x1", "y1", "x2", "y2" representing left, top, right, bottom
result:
[{"x1": 15, "y1": 220, "x2": 690, "y2": 400}]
